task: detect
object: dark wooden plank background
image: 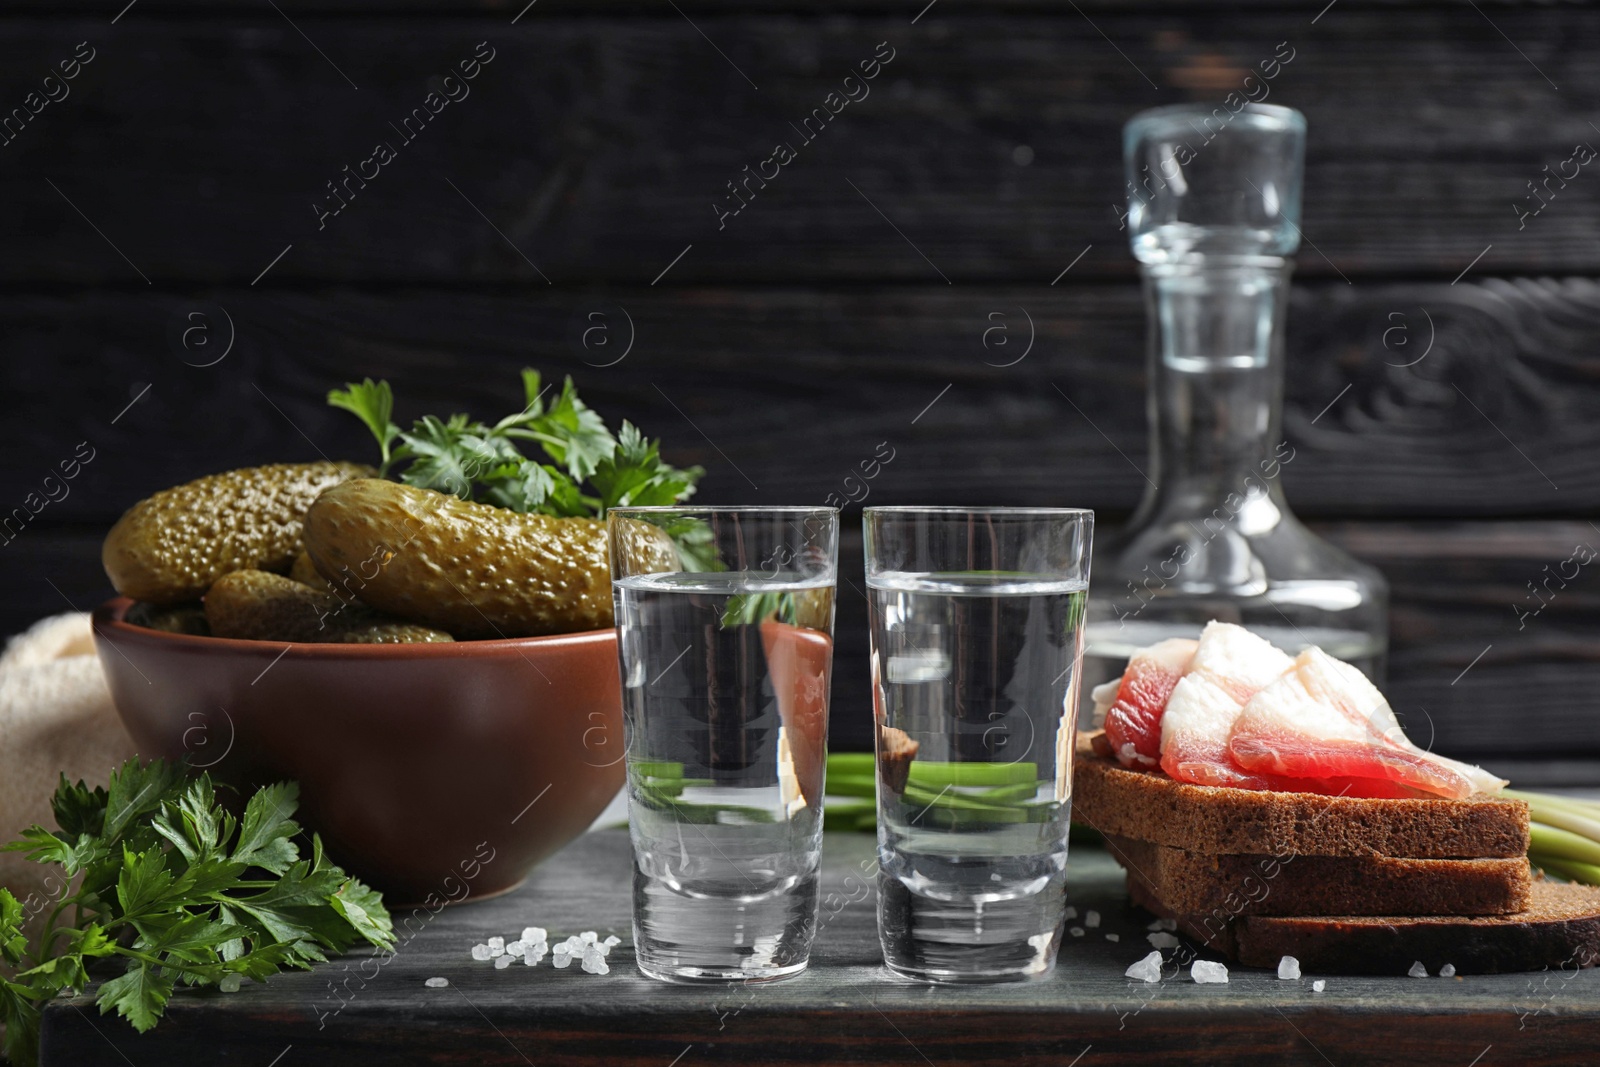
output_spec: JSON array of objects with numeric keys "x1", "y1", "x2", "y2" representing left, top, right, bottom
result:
[
  {"x1": 2, "y1": 1, "x2": 1597, "y2": 768},
  {"x1": 1, "y1": 13, "x2": 1598, "y2": 284}
]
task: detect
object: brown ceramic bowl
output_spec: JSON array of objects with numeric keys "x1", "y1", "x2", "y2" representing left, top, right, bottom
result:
[{"x1": 91, "y1": 597, "x2": 624, "y2": 905}]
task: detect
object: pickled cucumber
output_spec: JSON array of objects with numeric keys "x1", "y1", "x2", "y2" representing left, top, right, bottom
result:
[
  {"x1": 123, "y1": 602, "x2": 210, "y2": 636},
  {"x1": 608, "y1": 515, "x2": 684, "y2": 577},
  {"x1": 289, "y1": 549, "x2": 334, "y2": 591},
  {"x1": 204, "y1": 569, "x2": 453, "y2": 644},
  {"x1": 303, "y1": 479, "x2": 611, "y2": 638},
  {"x1": 103, "y1": 462, "x2": 373, "y2": 604}
]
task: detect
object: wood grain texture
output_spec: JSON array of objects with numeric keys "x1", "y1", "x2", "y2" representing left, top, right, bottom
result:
[
  {"x1": 3, "y1": 279, "x2": 1597, "y2": 526},
  {"x1": 13, "y1": 0, "x2": 1531, "y2": 11},
  {"x1": 37, "y1": 831, "x2": 1600, "y2": 1066},
  {"x1": 1323, "y1": 520, "x2": 1600, "y2": 760},
  {"x1": 0, "y1": 11, "x2": 1593, "y2": 284}
]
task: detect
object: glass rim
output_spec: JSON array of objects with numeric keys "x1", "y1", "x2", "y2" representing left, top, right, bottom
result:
[
  {"x1": 606, "y1": 505, "x2": 840, "y2": 515},
  {"x1": 1125, "y1": 101, "x2": 1305, "y2": 133},
  {"x1": 862, "y1": 506, "x2": 1094, "y2": 517}
]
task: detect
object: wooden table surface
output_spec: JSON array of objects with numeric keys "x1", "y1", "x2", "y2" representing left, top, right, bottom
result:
[{"x1": 39, "y1": 830, "x2": 1600, "y2": 1066}]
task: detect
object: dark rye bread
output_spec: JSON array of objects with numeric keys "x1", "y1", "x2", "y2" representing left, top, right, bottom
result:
[
  {"x1": 1106, "y1": 834, "x2": 1532, "y2": 917},
  {"x1": 1073, "y1": 740, "x2": 1529, "y2": 859},
  {"x1": 1129, "y1": 875, "x2": 1600, "y2": 976}
]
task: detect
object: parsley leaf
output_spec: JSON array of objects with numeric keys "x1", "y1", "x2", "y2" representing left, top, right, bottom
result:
[
  {"x1": 116, "y1": 847, "x2": 176, "y2": 919},
  {"x1": 51, "y1": 774, "x2": 108, "y2": 838},
  {"x1": 329, "y1": 877, "x2": 392, "y2": 949},
  {"x1": 330, "y1": 368, "x2": 702, "y2": 518},
  {"x1": 591, "y1": 421, "x2": 704, "y2": 512},
  {"x1": 327, "y1": 378, "x2": 400, "y2": 475},
  {"x1": 545, "y1": 378, "x2": 616, "y2": 482},
  {"x1": 102, "y1": 760, "x2": 185, "y2": 844},
  {"x1": 0, "y1": 760, "x2": 395, "y2": 1066},
  {"x1": 231, "y1": 781, "x2": 301, "y2": 875},
  {"x1": 95, "y1": 963, "x2": 171, "y2": 1033}
]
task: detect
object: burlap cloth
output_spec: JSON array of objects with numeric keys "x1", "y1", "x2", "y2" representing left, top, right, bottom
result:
[{"x1": 0, "y1": 613, "x2": 138, "y2": 934}]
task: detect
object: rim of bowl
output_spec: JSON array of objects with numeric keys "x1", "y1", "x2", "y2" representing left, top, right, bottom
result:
[{"x1": 92, "y1": 597, "x2": 616, "y2": 657}]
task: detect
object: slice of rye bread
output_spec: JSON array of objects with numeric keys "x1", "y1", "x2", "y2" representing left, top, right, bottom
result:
[
  {"x1": 1105, "y1": 834, "x2": 1532, "y2": 917},
  {"x1": 1129, "y1": 874, "x2": 1600, "y2": 975},
  {"x1": 1072, "y1": 737, "x2": 1529, "y2": 859}
]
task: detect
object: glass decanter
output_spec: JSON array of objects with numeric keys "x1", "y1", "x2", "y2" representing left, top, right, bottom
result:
[{"x1": 1080, "y1": 103, "x2": 1388, "y2": 720}]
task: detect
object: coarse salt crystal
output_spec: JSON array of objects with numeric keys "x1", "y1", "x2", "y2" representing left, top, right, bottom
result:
[
  {"x1": 1440, "y1": 963, "x2": 1457, "y2": 978},
  {"x1": 1147, "y1": 932, "x2": 1180, "y2": 950},
  {"x1": 1408, "y1": 961, "x2": 1429, "y2": 978},
  {"x1": 522, "y1": 927, "x2": 547, "y2": 944},
  {"x1": 580, "y1": 931, "x2": 598, "y2": 944},
  {"x1": 494, "y1": 954, "x2": 514, "y2": 970},
  {"x1": 604, "y1": 935, "x2": 621, "y2": 948},
  {"x1": 425, "y1": 977, "x2": 449, "y2": 988},
  {"x1": 1069, "y1": 927, "x2": 1085, "y2": 937},
  {"x1": 1125, "y1": 950, "x2": 1163, "y2": 983},
  {"x1": 507, "y1": 941, "x2": 527, "y2": 958},
  {"x1": 1064, "y1": 906, "x2": 1078, "y2": 920},
  {"x1": 470, "y1": 944, "x2": 492, "y2": 961},
  {"x1": 1312, "y1": 980, "x2": 1326, "y2": 993},
  {"x1": 487, "y1": 936, "x2": 506, "y2": 957},
  {"x1": 1278, "y1": 956, "x2": 1301, "y2": 981},
  {"x1": 1105, "y1": 933, "x2": 1120, "y2": 943},
  {"x1": 1085, "y1": 910, "x2": 1101, "y2": 929},
  {"x1": 1191, "y1": 960, "x2": 1229, "y2": 984},
  {"x1": 219, "y1": 975, "x2": 242, "y2": 993},
  {"x1": 552, "y1": 952, "x2": 573, "y2": 969}
]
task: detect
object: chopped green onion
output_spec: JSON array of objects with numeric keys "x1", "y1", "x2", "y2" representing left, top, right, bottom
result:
[
  {"x1": 632, "y1": 760, "x2": 684, "y2": 779},
  {"x1": 970, "y1": 781, "x2": 1042, "y2": 804},
  {"x1": 907, "y1": 762, "x2": 1038, "y2": 788},
  {"x1": 825, "y1": 774, "x2": 877, "y2": 799}
]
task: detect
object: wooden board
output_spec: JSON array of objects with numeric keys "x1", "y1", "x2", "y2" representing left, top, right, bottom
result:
[
  {"x1": 0, "y1": 11, "x2": 1597, "y2": 284},
  {"x1": 37, "y1": 830, "x2": 1600, "y2": 1066}
]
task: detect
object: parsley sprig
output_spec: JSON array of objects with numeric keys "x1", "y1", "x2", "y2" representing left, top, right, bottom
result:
[
  {"x1": 329, "y1": 369, "x2": 703, "y2": 516},
  {"x1": 0, "y1": 761, "x2": 394, "y2": 1066}
]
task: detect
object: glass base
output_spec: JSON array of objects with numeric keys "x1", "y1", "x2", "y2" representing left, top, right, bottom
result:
[
  {"x1": 882, "y1": 958, "x2": 1057, "y2": 985},
  {"x1": 876, "y1": 870, "x2": 1065, "y2": 984},
  {"x1": 635, "y1": 958, "x2": 809, "y2": 984},
  {"x1": 632, "y1": 866, "x2": 819, "y2": 983}
]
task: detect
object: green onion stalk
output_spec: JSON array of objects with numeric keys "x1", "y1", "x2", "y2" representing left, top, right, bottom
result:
[
  {"x1": 1504, "y1": 789, "x2": 1600, "y2": 886},
  {"x1": 822, "y1": 754, "x2": 1057, "y2": 833}
]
